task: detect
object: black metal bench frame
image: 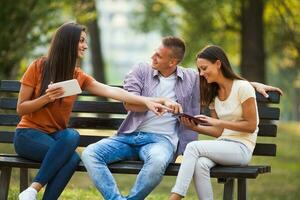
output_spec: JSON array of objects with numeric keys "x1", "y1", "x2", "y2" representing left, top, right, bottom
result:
[{"x1": 0, "y1": 80, "x2": 280, "y2": 200}]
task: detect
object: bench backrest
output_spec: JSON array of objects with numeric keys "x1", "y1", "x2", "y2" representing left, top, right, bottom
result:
[{"x1": 0, "y1": 80, "x2": 280, "y2": 156}]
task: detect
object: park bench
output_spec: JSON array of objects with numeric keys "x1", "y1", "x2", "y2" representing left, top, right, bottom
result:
[{"x1": 0, "y1": 80, "x2": 280, "y2": 200}]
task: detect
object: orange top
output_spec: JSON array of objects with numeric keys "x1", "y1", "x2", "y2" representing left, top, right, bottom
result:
[{"x1": 17, "y1": 57, "x2": 94, "y2": 133}]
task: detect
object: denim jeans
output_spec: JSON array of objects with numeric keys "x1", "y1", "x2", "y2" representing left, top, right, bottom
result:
[
  {"x1": 81, "y1": 131, "x2": 175, "y2": 200},
  {"x1": 171, "y1": 140, "x2": 252, "y2": 200},
  {"x1": 14, "y1": 128, "x2": 81, "y2": 200}
]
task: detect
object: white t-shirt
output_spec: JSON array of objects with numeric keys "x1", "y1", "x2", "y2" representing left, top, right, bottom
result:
[
  {"x1": 136, "y1": 73, "x2": 179, "y2": 150},
  {"x1": 210, "y1": 80, "x2": 259, "y2": 152}
]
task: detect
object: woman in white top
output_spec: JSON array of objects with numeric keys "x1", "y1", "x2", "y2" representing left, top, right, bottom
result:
[{"x1": 170, "y1": 45, "x2": 259, "y2": 200}]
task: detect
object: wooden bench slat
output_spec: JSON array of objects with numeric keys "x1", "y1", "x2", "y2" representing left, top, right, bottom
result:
[
  {"x1": 165, "y1": 105, "x2": 280, "y2": 120},
  {"x1": 0, "y1": 80, "x2": 122, "y2": 96},
  {"x1": 257, "y1": 106, "x2": 280, "y2": 120},
  {"x1": 78, "y1": 135, "x2": 107, "y2": 147},
  {"x1": 0, "y1": 114, "x2": 278, "y2": 139},
  {"x1": 0, "y1": 131, "x2": 14, "y2": 143},
  {"x1": 0, "y1": 155, "x2": 270, "y2": 178},
  {"x1": 73, "y1": 101, "x2": 126, "y2": 113},
  {"x1": 69, "y1": 117, "x2": 123, "y2": 129},
  {"x1": 256, "y1": 91, "x2": 280, "y2": 103},
  {"x1": 0, "y1": 98, "x2": 280, "y2": 120},
  {"x1": 0, "y1": 98, "x2": 127, "y2": 114},
  {"x1": 253, "y1": 143, "x2": 276, "y2": 156},
  {"x1": 0, "y1": 115, "x2": 20, "y2": 126},
  {"x1": 72, "y1": 121, "x2": 277, "y2": 136},
  {"x1": 0, "y1": 115, "x2": 123, "y2": 130},
  {"x1": 258, "y1": 124, "x2": 277, "y2": 137},
  {"x1": 0, "y1": 80, "x2": 20, "y2": 93},
  {"x1": 0, "y1": 80, "x2": 281, "y2": 104},
  {"x1": 0, "y1": 131, "x2": 107, "y2": 147},
  {"x1": 0, "y1": 114, "x2": 277, "y2": 137},
  {"x1": 0, "y1": 131, "x2": 277, "y2": 156}
]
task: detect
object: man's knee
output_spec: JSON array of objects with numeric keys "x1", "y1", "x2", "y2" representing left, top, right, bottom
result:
[
  {"x1": 145, "y1": 153, "x2": 173, "y2": 174},
  {"x1": 81, "y1": 144, "x2": 97, "y2": 162},
  {"x1": 82, "y1": 141, "x2": 110, "y2": 165}
]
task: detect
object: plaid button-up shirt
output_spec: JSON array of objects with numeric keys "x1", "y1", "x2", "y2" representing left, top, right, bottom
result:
[{"x1": 117, "y1": 62, "x2": 200, "y2": 155}]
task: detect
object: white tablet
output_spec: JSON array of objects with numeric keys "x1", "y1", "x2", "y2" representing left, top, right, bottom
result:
[{"x1": 49, "y1": 79, "x2": 82, "y2": 98}]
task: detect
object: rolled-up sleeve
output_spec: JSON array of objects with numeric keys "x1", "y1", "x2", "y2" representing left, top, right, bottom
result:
[
  {"x1": 123, "y1": 63, "x2": 145, "y2": 95},
  {"x1": 191, "y1": 73, "x2": 200, "y2": 115}
]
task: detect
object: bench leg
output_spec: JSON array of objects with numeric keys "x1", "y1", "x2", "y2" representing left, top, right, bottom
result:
[
  {"x1": 223, "y1": 178, "x2": 234, "y2": 200},
  {"x1": 20, "y1": 168, "x2": 29, "y2": 192},
  {"x1": 238, "y1": 178, "x2": 247, "y2": 200},
  {"x1": 0, "y1": 167, "x2": 12, "y2": 200}
]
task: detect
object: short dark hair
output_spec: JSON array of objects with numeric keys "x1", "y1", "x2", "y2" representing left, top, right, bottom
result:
[{"x1": 162, "y1": 36, "x2": 185, "y2": 63}]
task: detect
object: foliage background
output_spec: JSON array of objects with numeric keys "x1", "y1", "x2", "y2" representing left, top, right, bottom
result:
[
  {"x1": 1, "y1": 0, "x2": 299, "y2": 120},
  {"x1": 0, "y1": 0, "x2": 299, "y2": 199}
]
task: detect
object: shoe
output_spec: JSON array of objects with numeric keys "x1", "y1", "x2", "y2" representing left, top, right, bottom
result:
[{"x1": 19, "y1": 187, "x2": 37, "y2": 200}]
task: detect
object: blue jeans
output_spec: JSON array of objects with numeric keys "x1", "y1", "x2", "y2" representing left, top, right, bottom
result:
[
  {"x1": 14, "y1": 128, "x2": 81, "y2": 200},
  {"x1": 81, "y1": 131, "x2": 175, "y2": 200}
]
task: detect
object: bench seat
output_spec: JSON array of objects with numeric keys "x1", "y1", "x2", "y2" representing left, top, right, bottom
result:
[{"x1": 0, "y1": 155, "x2": 270, "y2": 178}]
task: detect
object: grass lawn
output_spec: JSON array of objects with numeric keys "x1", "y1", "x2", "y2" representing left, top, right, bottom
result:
[{"x1": 4, "y1": 122, "x2": 300, "y2": 200}]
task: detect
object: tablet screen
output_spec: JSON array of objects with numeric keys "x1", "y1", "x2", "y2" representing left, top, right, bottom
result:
[{"x1": 173, "y1": 113, "x2": 211, "y2": 126}]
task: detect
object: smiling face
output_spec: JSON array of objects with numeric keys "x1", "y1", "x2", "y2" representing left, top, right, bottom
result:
[
  {"x1": 151, "y1": 45, "x2": 172, "y2": 70},
  {"x1": 150, "y1": 45, "x2": 178, "y2": 77},
  {"x1": 77, "y1": 31, "x2": 88, "y2": 59},
  {"x1": 197, "y1": 58, "x2": 221, "y2": 83}
]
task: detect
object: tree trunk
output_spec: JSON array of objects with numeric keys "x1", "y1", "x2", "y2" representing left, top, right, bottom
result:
[
  {"x1": 293, "y1": 87, "x2": 300, "y2": 121},
  {"x1": 87, "y1": 19, "x2": 106, "y2": 84},
  {"x1": 85, "y1": 1, "x2": 106, "y2": 84},
  {"x1": 240, "y1": 0, "x2": 265, "y2": 83},
  {"x1": 86, "y1": 1, "x2": 107, "y2": 105}
]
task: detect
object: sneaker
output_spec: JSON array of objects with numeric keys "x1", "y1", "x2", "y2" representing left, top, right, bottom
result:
[{"x1": 19, "y1": 187, "x2": 37, "y2": 200}]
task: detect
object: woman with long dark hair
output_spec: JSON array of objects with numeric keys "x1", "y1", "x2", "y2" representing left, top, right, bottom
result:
[
  {"x1": 170, "y1": 45, "x2": 259, "y2": 200},
  {"x1": 15, "y1": 22, "x2": 174, "y2": 200}
]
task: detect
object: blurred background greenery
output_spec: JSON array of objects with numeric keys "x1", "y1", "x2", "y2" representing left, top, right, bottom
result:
[
  {"x1": 1, "y1": 0, "x2": 300, "y2": 120},
  {"x1": 1, "y1": 0, "x2": 299, "y2": 199}
]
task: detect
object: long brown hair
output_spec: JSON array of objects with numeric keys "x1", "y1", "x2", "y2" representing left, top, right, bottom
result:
[
  {"x1": 197, "y1": 45, "x2": 243, "y2": 106},
  {"x1": 40, "y1": 22, "x2": 86, "y2": 96}
]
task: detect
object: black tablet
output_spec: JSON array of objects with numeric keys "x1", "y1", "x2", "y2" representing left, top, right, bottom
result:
[{"x1": 173, "y1": 113, "x2": 211, "y2": 126}]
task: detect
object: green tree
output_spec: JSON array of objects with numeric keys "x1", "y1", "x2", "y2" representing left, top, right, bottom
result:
[
  {"x1": 133, "y1": 0, "x2": 300, "y2": 120},
  {"x1": 265, "y1": 0, "x2": 300, "y2": 120},
  {"x1": 133, "y1": 0, "x2": 266, "y2": 82},
  {"x1": 0, "y1": 0, "x2": 101, "y2": 80},
  {"x1": 0, "y1": 0, "x2": 64, "y2": 79},
  {"x1": 241, "y1": 0, "x2": 265, "y2": 82},
  {"x1": 73, "y1": 0, "x2": 106, "y2": 84}
]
